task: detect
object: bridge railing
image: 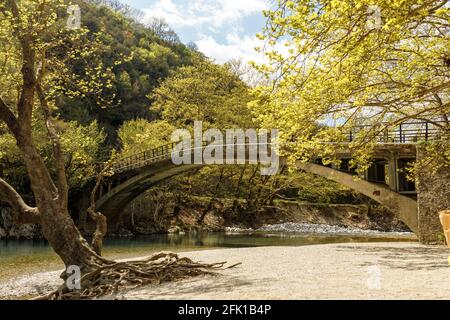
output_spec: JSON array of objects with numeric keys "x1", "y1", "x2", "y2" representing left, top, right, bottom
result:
[
  {"x1": 99, "y1": 120, "x2": 447, "y2": 175},
  {"x1": 100, "y1": 141, "x2": 275, "y2": 175},
  {"x1": 100, "y1": 141, "x2": 179, "y2": 174},
  {"x1": 347, "y1": 120, "x2": 448, "y2": 143}
]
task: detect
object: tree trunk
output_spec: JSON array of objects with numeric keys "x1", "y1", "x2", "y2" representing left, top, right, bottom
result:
[
  {"x1": 0, "y1": 0, "x2": 111, "y2": 284},
  {"x1": 40, "y1": 203, "x2": 107, "y2": 273},
  {"x1": 19, "y1": 134, "x2": 108, "y2": 274},
  {"x1": 25, "y1": 148, "x2": 107, "y2": 272}
]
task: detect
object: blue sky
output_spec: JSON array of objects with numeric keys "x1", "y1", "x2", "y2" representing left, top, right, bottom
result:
[{"x1": 119, "y1": 0, "x2": 269, "y2": 64}]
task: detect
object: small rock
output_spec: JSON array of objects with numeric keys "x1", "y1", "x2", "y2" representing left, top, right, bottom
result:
[
  {"x1": 0, "y1": 226, "x2": 7, "y2": 239},
  {"x1": 168, "y1": 226, "x2": 183, "y2": 234},
  {"x1": 256, "y1": 222, "x2": 412, "y2": 236}
]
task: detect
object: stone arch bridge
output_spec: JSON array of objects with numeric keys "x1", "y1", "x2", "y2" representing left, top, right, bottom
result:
[{"x1": 93, "y1": 121, "x2": 449, "y2": 243}]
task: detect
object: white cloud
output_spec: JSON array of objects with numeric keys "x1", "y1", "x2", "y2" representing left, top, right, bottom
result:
[
  {"x1": 142, "y1": 0, "x2": 268, "y2": 29},
  {"x1": 196, "y1": 33, "x2": 264, "y2": 64},
  {"x1": 196, "y1": 33, "x2": 293, "y2": 66},
  {"x1": 139, "y1": 0, "x2": 285, "y2": 64}
]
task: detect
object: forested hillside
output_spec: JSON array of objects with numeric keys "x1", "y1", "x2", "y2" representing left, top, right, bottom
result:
[
  {"x1": 58, "y1": 0, "x2": 198, "y2": 138},
  {"x1": 0, "y1": 0, "x2": 363, "y2": 236}
]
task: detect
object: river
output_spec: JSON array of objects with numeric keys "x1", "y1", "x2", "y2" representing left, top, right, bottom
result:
[{"x1": 0, "y1": 231, "x2": 416, "y2": 282}]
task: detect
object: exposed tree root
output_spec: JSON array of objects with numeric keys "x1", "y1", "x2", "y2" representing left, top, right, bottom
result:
[{"x1": 36, "y1": 252, "x2": 241, "y2": 300}]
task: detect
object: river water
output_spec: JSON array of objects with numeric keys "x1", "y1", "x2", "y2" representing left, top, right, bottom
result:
[{"x1": 0, "y1": 231, "x2": 416, "y2": 282}]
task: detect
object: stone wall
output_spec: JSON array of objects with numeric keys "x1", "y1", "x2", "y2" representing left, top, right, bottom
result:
[
  {"x1": 417, "y1": 146, "x2": 450, "y2": 244},
  {"x1": 0, "y1": 207, "x2": 42, "y2": 240}
]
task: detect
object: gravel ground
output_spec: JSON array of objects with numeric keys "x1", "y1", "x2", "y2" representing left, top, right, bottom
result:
[
  {"x1": 227, "y1": 223, "x2": 414, "y2": 236},
  {"x1": 2, "y1": 242, "x2": 450, "y2": 300}
]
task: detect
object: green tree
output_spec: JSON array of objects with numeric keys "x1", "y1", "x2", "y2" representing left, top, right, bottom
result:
[
  {"x1": 151, "y1": 57, "x2": 255, "y2": 130},
  {"x1": 118, "y1": 119, "x2": 176, "y2": 156},
  {"x1": 252, "y1": 0, "x2": 449, "y2": 170},
  {"x1": 0, "y1": 0, "x2": 111, "y2": 273},
  {"x1": 57, "y1": 0, "x2": 196, "y2": 139}
]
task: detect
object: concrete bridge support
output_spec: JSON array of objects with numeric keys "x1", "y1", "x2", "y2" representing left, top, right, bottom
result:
[
  {"x1": 296, "y1": 161, "x2": 419, "y2": 233},
  {"x1": 336, "y1": 145, "x2": 417, "y2": 195},
  {"x1": 416, "y1": 146, "x2": 450, "y2": 244},
  {"x1": 386, "y1": 152, "x2": 401, "y2": 192}
]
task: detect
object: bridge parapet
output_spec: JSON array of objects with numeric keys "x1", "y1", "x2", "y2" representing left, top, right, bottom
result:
[
  {"x1": 347, "y1": 120, "x2": 447, "y2": 144},
  {"x1": 101, "y1": 120, "x2": 447, "y2": 176},
  {"x1": 101, "y1": 141, "x2": 276, "y2": 176}
]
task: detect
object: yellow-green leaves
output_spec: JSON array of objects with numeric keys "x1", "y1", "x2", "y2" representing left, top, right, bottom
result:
[
  {"x1": 118, "y1": 120, "x2": 176, "y2": 157},
  {"x1": 151, "y1": 58, "x2": 254, "y2": 130},
  {"x1": 252, "y1": 0, "x2": 449, "y2": 168}
]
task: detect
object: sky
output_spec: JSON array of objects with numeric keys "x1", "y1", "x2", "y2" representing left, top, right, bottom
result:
[{"x1": 119, "y1": 0, "x2": 270, "y2": 64}]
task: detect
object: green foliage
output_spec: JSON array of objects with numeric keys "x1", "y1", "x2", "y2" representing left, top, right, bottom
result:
[
  {"x1": 161, "y1": 165, "x2": 360, "y2": 208},
  {"x1": 60, "y1": 121, "x2": 106, "y2": 187},
  {"x1": 252, "y1": 0, "x2": 450, "y2": 169},
  {"x1": 0, "y1": 118, "x2": 105, "y2": 190},
  {"x1": 294, "y1": 172, "x2": 359, "y2": 204},
  {"x1": 151, "y1": 57, "x2": 254, "y2": 130},
  {"x1": 57, "y1": 0, "x2": 196, "y2": 137},
  {"x1": 409, "y1": 140, "x2": 450, "y2": 179},
  {"x1": 118, "y1": 119, "x2": 176, "y2": 156}
]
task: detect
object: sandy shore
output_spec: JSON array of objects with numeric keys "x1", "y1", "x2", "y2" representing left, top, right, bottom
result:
[{"x1": 1, "y1": 242, "x2": 450, "y2": 300}]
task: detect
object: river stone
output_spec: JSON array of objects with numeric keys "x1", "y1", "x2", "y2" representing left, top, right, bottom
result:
[
  {"x1": 255, "y1": 222, "x2": 412, "y2": 236},
  {"x1": 8, "y1": 224, "x2": 41, "y2": 240},
  {"x1": 0, "y1": 226, "x2": 6, "y2": 239},
  {"x1": 0, "y1": 207, "x2": 13, "y2": 230}
]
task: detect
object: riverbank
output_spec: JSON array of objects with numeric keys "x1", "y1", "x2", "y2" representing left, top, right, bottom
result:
[
  {"x1": 1, "y1": 242, "x2": 449, "y2": 300},
  {"x1": 226, "y1": 222, "x2": 414, "y2": 237},
  {"x1": 0, "y1": 200, "x2": 408, "y2": 240}
]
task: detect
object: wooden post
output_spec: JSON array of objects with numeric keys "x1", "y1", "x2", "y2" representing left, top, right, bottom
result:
[{"x1": 439, "y1": 210, "x2": 450, "y2": 247}]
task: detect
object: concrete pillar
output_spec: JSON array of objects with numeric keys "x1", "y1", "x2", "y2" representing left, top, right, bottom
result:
[
  {"x1": 416, "y1": 145, "x2": 450, "y2": 244},
  {"x1": 387, "y1": 152, "x2": 398, "y2": 192}
]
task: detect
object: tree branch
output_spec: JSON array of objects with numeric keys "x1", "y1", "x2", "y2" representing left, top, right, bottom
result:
[
  {"x1": 0, "y1": 96, "x2": 22, "y2": 138},
  {"x1": 6, "y1": 0, "x2": 36, "y2": 136},
  {"x1": 86, "y1": 161, "x2": 116, "y2": 256},
  {"x1": 36, "y1": 82, "x2": 69, "y2": 209},
  {"x1": 0, "y1": 178, "x2": 40, "y2": 225}
]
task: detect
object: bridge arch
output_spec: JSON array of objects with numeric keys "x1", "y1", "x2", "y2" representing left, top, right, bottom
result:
[
  {"x1": 97, "y1": 158, "x2": 418, "y2": 234},
  {"x1": 96, "y1": 141, "x2": 269, "y2": 227},
  {"x1": 96, "y1": 159, "x2": 204, "y2": 227},
  {"x1": 296, "y1": 161, "x2": 418, "y2": 233}
]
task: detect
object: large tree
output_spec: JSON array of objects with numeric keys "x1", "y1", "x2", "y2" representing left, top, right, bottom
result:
[
  {"x1": 252, "y1": 0, "x2": 449, "y2": 170},
  {"x1": 0, "y1": 0, "x2": 111, "y2": 270},
  {"x1": 0, "y1": 0, "x2": 222, "y2": 299}
]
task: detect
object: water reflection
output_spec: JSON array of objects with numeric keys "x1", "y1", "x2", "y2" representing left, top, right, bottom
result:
[
  {"x1": 1, "y1": 231, "x2": 416, "y2": 259},
  {"x1": 0, "y1": 231, "x2": 415, "y2": 281}
]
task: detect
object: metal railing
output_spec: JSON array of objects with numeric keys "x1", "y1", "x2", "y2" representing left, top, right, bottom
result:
[
  {"x1": 100, "y1": 141, "x2": 276, "y2": 175},
  {"x1": 100, "y1": 141, "x2": 179, "y2": 174},
  {"x1": 347, "y1": 120, "x2": 448, "y2": 144},
  {"x1": 100, "y1": 120, "x2": 448, "y2": 176}
]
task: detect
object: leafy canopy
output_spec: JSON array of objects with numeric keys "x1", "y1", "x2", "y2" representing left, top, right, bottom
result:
[{"x1": 252, "y1": 0, "x2": 449, "y2": 169}]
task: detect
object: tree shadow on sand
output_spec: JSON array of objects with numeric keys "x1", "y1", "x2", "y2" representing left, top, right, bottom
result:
[
  {"x1": 110, "y1": 274, "x2": 263, "y2": 300},
  {"x1": 336, "y1": 245, "x2": 450, "y2": 271}
]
